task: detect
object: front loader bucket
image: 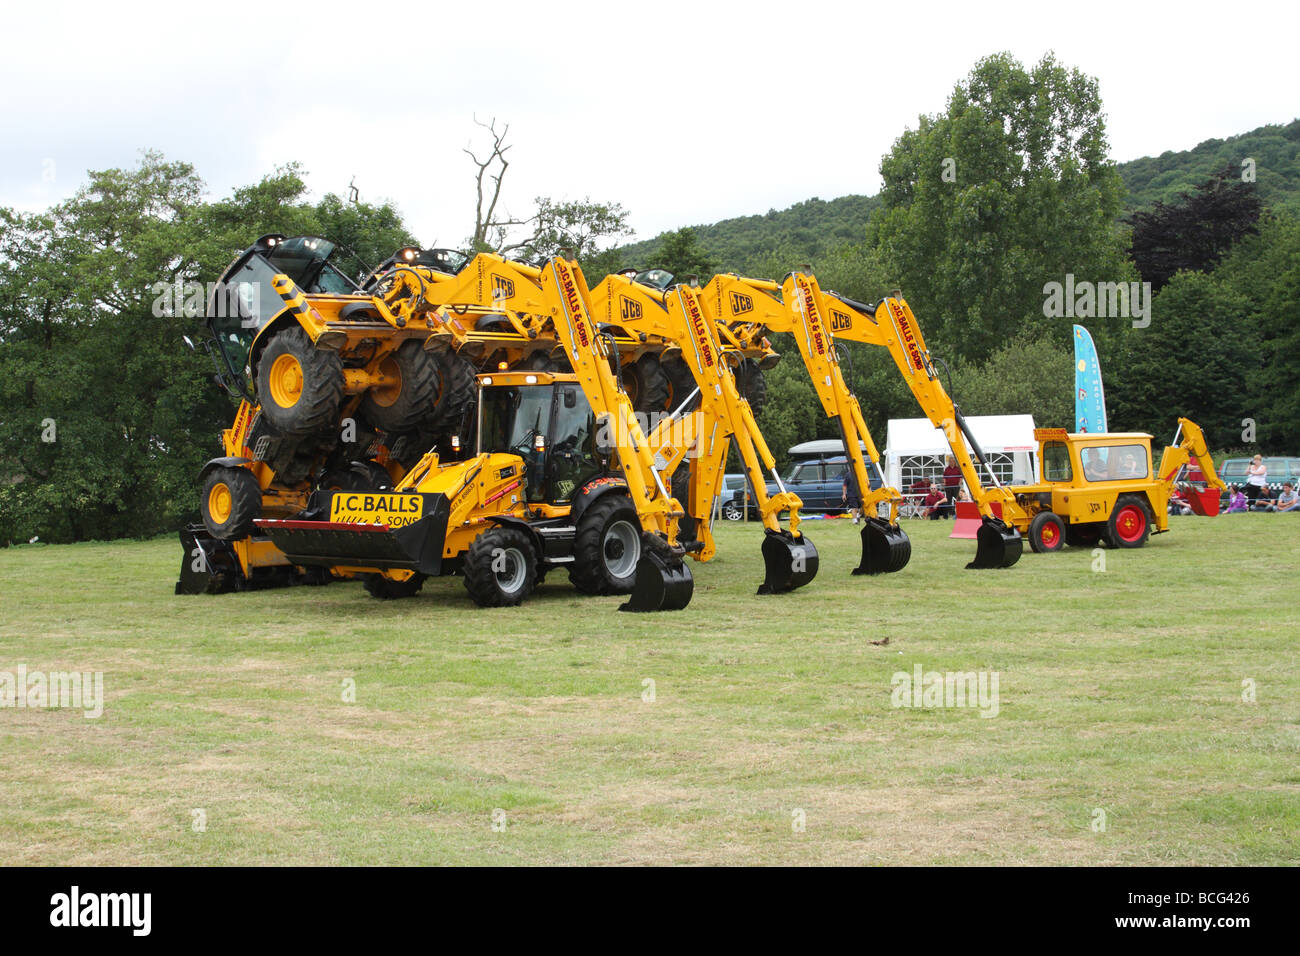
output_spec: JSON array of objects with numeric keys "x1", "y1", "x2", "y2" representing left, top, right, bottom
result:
[
  {"x1": 175, "y1": 525, "x2": 239, "y2": 594},
  {"x1": 853, "y1": 517, "x2": 912, "y2": 575},
  {"x1": 757, "y1": 529, "x2": 819, "y2": 594},
  {"x1": 966, "y1": 516, "x2": 1023, "y2": 570},
  {"x1": 619, "y1": 534, "x2": 694, "y2": 612}
]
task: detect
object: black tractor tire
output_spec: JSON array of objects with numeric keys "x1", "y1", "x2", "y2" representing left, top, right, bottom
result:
[
  {"x1": 255, "y1": 326, "x2": 344, "y2": 436},
  {"x1": 360, "y1": 339, "x2": 442, "y2": 433},
  {"x1": 1027, "y1": 511, "x2": 1066, "y2": 553},
  {"x1": 570, "y1": 494, "x2": 643, "y2": 595},
  {"x1": 735, "y1": 358, "x2": 768, "y2": 415},
  {"x1": 661, "y1": 355, "x2": 698, "y2": 412},
  {"x1": 1065, "y1": 522, "x2": 1104, "y2": 548},
  {"x1": 363, "y1": 573, "x2": 425, "y2": 599},
  {"x1": 622, "y1": 353, "x2": 671, "y2": 414},
  {"x1": 200, "y1": 466, "x2": 262, "y2": 541},
  {"x1": 431, "y1": 350, "x2": 478, "y2": 434},
  {"x1": 463, "y1": 526, "x2": 538, "y2": 607},
  {"x1": 1106, "y1": 495, "x2": 1153, "y2": 549}
]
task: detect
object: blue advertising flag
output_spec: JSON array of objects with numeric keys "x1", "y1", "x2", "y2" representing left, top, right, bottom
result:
[{"x1": 1073, "y1": 325, "x2": 1107, "y2": 433}]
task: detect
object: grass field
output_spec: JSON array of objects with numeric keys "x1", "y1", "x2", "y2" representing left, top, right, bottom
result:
[{"x1": 1, "y1": 514, "x2": 1296, "y2": 865}]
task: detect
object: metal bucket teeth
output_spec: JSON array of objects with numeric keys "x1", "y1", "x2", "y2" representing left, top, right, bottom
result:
[
  {"x1": 853, "y1": 517, "x2": 912, "y2": 575},
  {"x1": 967, "y1": 517, "x2": 1024, "y2": 569},
  {"x1": 619, "y1": 534, "x2": 694, "y2": 612},
  {"x1": 757, "y1": 529, "x2": 819, "y2": 594}
]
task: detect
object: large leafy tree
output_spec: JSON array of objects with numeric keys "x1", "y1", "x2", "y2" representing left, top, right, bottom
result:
[
  {"x1": 870, "y1": 52, "x2": 1131, "y2": 363},
  {"x1": 0, "y1": 153, "x2": 414, "y2": 545}
]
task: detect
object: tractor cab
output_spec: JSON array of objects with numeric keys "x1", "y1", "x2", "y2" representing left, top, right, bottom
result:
[
  {"x1": 1035, "y1": 428, "x2": 1154, "y2": 486},
  {"x1": 204, "y1": 235, "x2": 370, "y2": 394},
  {"x1": 476, "y1": 371, "x2": 605, "y2": 505}
]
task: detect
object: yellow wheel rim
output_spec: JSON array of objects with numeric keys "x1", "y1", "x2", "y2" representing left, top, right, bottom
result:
[
  {"x1": 269, "y1": 353, "x2": 304, "y2": 409},
  {"x1": 208, "y1": 483, "x2": 233, "y2": 525},
  {"x1": 368, "y1": 354, "x2": 402, "y2": 408}
]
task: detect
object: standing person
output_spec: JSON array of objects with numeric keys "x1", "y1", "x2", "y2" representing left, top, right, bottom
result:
[
  {"x1": 1245, "y1": 454, "x2": 1268, "y2": 505},
  {"x1": 840, "y1": 469, "x2": 862, "y2": 525},
  {"x1": 942, "y1": 456, "x2": 961, "y2": 510}
]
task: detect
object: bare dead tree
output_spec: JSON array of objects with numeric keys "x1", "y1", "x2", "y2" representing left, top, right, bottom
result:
[{"x1": 465, "y1": 115, "x2": 531, "y2": 251}]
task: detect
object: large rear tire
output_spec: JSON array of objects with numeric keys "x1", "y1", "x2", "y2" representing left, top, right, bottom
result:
[
  {"x1": 1106, "y1": 495, "x2": 1152, "y2": 549},
  {"x1": 431, "y1": 350, "x2": 477, "y2": 434},
  {"x1": 256, "y1": 326, "x2": 344, "y2": 436},
  {"x1": 661, "y1": 356, "x2": 697, "y2": 412},
  {"x1": 463, "y1": 527, "x2": 538, "y2": 607},
  {"x1": 200, "y1": 466, "x2": 262, "y2": 541},
  {"x1": 621, "y1": 353, "x2": 670, "y2": 414},
  {"x1": 360, "y1": 339, "x2": 441, "y2": 433},
  {"x1": 570, "y1": 494, "x2": 642, "y2": 595}
]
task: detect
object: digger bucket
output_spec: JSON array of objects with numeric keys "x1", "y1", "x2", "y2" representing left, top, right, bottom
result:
[
  {"x1": 853, "y1": 517, "x2": 912, "y2": 575},
  {"x1": 175, "y1": 525, "x2": 239, "y2": 594},
  {"x1": 757, "y1": 529, "x2": 819, "y2": 594},
  {"x1": 619, "y1": 533, "x2": 694, "y2": 612},
  {"x1": 967, "y1": 516, "x2": 1024, "y2": 569}
]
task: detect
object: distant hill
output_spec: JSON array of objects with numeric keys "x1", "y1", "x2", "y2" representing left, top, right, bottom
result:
[
  {"x1": 1118, "y1": 118, "x2": 1300, "y2": 212},
  {"x1": 617, "y1": 194, "x2": 880, "y2": 274},
  {"x1": 615, "y1": 119, "x2": 1300, "y2": 273}
]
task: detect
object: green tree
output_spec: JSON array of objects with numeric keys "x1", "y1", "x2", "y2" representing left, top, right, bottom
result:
[
  {"x1": 646, "y1": 227, "x2": 719, "y2": 281},
  {"x1": 870, "y1": 52, "x2": 1131, "y2": 362},
  {"x1": 0, "y1": 153, "x2": 415, "y2": 546}
]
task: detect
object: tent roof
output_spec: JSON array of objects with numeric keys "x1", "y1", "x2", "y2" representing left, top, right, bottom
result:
[{"x1": 885, "y1": 415, "x2": 1038, "y2": 456}]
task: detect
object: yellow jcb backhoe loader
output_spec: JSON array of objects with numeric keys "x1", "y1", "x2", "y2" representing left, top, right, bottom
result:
[{"x1": 248, "y1": 256, "x2": 695, "y2": 611}]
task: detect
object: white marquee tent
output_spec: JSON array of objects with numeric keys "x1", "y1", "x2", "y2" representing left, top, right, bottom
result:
[{"x1": 884, "y1": 415, "x2": 1039, "y2": 495}]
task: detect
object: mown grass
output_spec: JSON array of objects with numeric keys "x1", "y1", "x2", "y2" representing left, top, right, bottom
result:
[{"x1": 0, "y1": 513, "x2": 1296, "y2": 865}]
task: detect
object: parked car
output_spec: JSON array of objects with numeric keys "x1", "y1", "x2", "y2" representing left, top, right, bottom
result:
[{"x1": 722, "y1": 455, "x2": 882, "y2": 519}]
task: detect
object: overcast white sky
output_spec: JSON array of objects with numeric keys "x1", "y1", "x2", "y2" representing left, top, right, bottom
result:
[{"x1": 1, "y1": 0, "x2": 1295, "y2": 248}]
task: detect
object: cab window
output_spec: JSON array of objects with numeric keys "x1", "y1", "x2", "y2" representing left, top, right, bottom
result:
[
  {"x1": 1079, "y1": 444, "x2": 1148, "y2": 482},
  {"x1": 1042, "y1": 442, "x2": 1072, "y2": 482}
]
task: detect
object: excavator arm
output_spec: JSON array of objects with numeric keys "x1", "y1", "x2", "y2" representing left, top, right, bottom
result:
[
  {"x1": 589, "y1": 273, "x2": 818, "y2": 595},
  {"x1": 698, "y1": 272, "x2": 912, "y2": 575},
  {"x1": 725, "y1": 281, "x2": 1022, "y2": 569}
]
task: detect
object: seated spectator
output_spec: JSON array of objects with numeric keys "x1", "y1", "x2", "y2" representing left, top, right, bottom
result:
[
  {"x1": 1169, "y1": 484, "x2": 1193, "y2": 516},
  {"x1": 1276, "y1": 482, "x2": 1299, "y2": 513},
  {"x1": 924, "y1": 482, "x2": 949, "y2": 520},
  {"x1": 957, "y1": 485, "x2": 973, "y2": 504},
  {"x1": 1224, "y1": 485, "x2": 1249, "y2": 513}
]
